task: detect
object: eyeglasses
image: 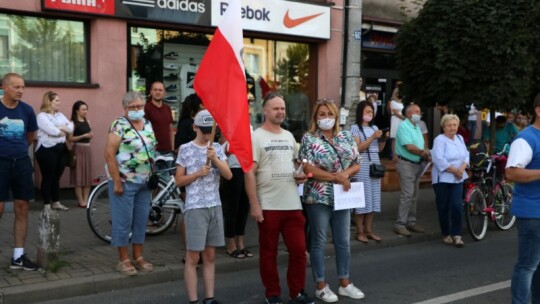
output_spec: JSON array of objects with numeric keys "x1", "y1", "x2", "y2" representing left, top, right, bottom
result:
[
  {"x1": 316, "y1": 98, "x2": 335, "y2": 104},
  {"x1": 126, "y1": 104, "x2": 144, "y2": 110}
]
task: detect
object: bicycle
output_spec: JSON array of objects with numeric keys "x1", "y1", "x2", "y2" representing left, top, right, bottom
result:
[
  {"x1": 87, "y1": 156, "x2": 184, "y2": 243},
  {"x1": 464, "y1": 144, "x2": 516, "y2": 241}
]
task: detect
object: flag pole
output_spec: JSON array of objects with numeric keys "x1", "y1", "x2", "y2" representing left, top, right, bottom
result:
[{"x1": 205, "y1": 121, "x2": 217, "y2": 166}]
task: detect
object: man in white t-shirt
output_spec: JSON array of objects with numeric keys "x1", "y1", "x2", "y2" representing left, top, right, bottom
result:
[{"x1": 245, "y1": 93, "x2": 314, "y2": 304}]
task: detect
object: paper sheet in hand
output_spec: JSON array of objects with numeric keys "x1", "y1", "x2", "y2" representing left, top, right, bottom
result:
[
  {"x1": 333, "y1": 182, "x2": 365, "y2": 210},
  {"x1": 421, "y1": 161, "x2": 431, "y2": 177}
]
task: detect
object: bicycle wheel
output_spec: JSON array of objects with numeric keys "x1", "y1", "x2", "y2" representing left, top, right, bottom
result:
[
  {"x1": 146, "y1": 178, "x2": 179, "y2": 236},
  {"x1": 465, "y1": 186, "x2": 488, "y2": 241},
  {"x1": 493, "y1": 183, "x2": 516, "y2": 230},
  {"x1": 87, "y1": 181, "x2": 113, "y2": 243}
]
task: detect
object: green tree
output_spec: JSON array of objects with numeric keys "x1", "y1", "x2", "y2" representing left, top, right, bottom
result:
[
  {"x1": 275, "y1": 43, "x2": 309, "y2": 94},
  {"x1": 395, "y1": 0, "x2": 540, "y2": 151}
]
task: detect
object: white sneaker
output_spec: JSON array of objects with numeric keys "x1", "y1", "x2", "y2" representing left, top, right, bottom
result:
[
  {"x1": 315, "y1": 284, "x2": 338, "y2": 303},
  {"x1": 338, "y1": 283, "x2": 365, "y2": 299}
]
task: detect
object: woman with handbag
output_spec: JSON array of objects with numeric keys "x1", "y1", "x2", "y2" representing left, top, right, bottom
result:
[
  {"x1": 105, "y1": 91, "x2": 157, "y2": 275},
  {"x1": 35, "y1": 91, "x2": 73, "y2": 211},
  {"x1": 68, "y1": 100, "x2": 93, "y2": 208},
  {"x1": 350, "y1": 101, "x2": 388, "y2": 243},
  {"x1": 299, "y1": 99, "x2": 364, "y2": 302}
]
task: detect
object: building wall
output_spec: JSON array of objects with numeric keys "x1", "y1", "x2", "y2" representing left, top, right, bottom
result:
[{"x1": 2, "y1": 0, "x2": 345, "y2": 187}]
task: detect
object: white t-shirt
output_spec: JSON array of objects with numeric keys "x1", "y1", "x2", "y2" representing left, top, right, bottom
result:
[
  {"x1": 252, "y1": 128, "x2": 302, "y2": 211},
  {"x1": 176, "y1": 141, "x2": 227, "y2": 211},
  {"x1": 506, "y1": 138, "x2": 532, "y2": 169},
  {"x1": 390, "y1": 100, "x2": 404, "y2": 138}
]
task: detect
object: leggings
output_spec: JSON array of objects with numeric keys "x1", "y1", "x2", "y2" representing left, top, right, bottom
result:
[{"x1": 35, "y1": 143, "x2": 67, "y2": 205}]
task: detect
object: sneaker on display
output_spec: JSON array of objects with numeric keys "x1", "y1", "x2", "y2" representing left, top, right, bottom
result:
[
  {"x1": 164, "y1": 51, "x2": 178, "y2": 59},
  {"x1": 10, "y1": 254, "x2": 39, "y2": 271},
  {"x1": 164, "y1": 96, "x2": 178, "y2": 103},
  {"x1": 165, "y1": 84, "x2": 178, "y2": 92},
  {"x1": 164, "y1": 73, "x2": 178, "y2": 81},
  {"x1": 164, "y1": 63, "x2": 178, "y2": 70}
]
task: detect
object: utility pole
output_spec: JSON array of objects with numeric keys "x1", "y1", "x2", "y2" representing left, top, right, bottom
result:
[{"x1": 340, "y1": 0, "x2": 363, "y2": 129}]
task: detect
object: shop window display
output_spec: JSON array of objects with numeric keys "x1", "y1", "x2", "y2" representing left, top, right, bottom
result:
[
  {"x1": 0, "y1": 13, "x2": 87, "y2": 83},
  {"x1": 129, "y1": 27, "x2": 311, "y2": 139}
]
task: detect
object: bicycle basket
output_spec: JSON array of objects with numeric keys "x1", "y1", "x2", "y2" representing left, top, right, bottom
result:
[{"x1": 469, "y1": 139, "x2": 488, "y2": 168}]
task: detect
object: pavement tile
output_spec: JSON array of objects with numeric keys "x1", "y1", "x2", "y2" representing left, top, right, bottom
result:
[{"x1": 0, "y1": 188, "x2": 447, "y2": 303}]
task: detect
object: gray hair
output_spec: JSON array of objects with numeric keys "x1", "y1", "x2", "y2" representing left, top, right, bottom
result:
[
  {"x1": 122, "y1": 91, "x2": 145, "y2": 108},
  {"x1": 404, "y1": 103, "x2": 420, "y2": 116},
  {"x1": 440, "y1": 114, "x2": 460, "y2": 128}
]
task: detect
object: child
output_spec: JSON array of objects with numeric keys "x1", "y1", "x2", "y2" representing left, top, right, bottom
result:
[{"x1": 175, "y1": 110, "x2": 233, "y2": 304}]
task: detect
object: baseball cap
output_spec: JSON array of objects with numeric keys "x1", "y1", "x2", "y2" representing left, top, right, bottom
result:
[{"x1": 194, "y1": 110, "x2": 214, "y2": 134}]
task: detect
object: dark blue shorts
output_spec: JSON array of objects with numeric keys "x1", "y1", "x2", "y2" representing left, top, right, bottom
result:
[{"x1": 0, "y1": 156, "x2": 35, "y2": 201}]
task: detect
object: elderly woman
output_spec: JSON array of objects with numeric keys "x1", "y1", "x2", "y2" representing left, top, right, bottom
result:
[
  {"x1": 299, "y1": 99, "x2": 364, "y2": 302},
  {"x1": 105, "y1": 91, "x2": 157, "y2": 275},
  {"x1": 35, "y1": 91, "x2": 73, "y2": 211},
  {"x1": 431, "y1": 114, "x2": 469, "y2": 248}
]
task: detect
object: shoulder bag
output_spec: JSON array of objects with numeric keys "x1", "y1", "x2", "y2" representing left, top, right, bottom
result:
[
  {"x1": 359, "y1": 126, "x2": 386, "y2": 178},
  {"x1": 124, "y1": 117, "x2": 159, "y2": 189}
]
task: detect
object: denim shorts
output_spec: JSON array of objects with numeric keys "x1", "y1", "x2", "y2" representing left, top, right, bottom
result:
[{"x1": 0, "y1": 156, "x2": 35, "y2": 201}]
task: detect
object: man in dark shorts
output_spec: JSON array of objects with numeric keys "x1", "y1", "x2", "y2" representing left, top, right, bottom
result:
[{"x1": 0, "y1": 73, "x2": 39, "y2": 270}]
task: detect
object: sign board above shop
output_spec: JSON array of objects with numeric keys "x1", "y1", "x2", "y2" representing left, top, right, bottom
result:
[
  {"x1": 42, "y1": 0, "x2": 330, "y2": 40},
  {"x1": 211, "y1": 0, "x2": 330, "y2": 39}
]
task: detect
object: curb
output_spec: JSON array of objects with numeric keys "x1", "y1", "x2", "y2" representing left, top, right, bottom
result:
[{"x1": 1, "y1": 231, "x2": 442, "y2": 304}]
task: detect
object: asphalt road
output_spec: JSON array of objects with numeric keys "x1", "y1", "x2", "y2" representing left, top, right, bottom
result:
[{"x1": 37, "y1": 230, "x2": 517, "y2": 304}]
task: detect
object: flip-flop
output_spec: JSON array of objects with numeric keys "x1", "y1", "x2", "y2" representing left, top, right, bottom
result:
[
  {"x1": 226, "y1": 249, "x2": 245, "y2": 259},
  {"x1": 356, "y1": 233, "x2": 368, "y2": 244},
  {"x1": 365, "y1": 232, "x2": 382, "y2": 243}
]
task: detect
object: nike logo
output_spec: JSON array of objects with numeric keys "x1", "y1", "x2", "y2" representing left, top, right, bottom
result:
[{"x1": 283, "y1": 10, "x2": 324, "y2": 28}]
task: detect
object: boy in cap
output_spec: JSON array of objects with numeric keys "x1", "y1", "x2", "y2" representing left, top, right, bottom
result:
[{"x1": 175, "y1": 110, "x2": 233, "y2": 304}]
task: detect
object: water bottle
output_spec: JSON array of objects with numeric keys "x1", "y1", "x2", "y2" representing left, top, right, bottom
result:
[{"x1": 294, "y1": 159, "x2": 308, "y2": 177}]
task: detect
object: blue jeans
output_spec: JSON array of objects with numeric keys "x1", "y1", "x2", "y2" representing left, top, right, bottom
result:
[
  {"x1": 305, "y1": 204, "x2": 350, "y2": 282},
  {"x1": 433, "y1": 182, "x2": 463, "y2": 237},
  {"x1": 511, "y1": 218, "x2": 540, "y2": 304},
  {"x1": 108, "y1": 181, "x2": 151, "y2": 247}
]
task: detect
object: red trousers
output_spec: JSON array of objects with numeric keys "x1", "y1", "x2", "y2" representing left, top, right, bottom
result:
[{"x1": 258, "y1": 210, "x2": 307, "y2": 299}]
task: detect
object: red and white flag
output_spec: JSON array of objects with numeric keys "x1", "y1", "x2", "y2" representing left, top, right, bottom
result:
[{"x1": 193, "y1": 0, "x2": 253, "y2": 173}]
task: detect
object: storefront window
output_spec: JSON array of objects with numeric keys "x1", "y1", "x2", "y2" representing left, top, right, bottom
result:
[
  {"x1": 0, "y1": 13, "x2": 87, "y2": 83},
  {"x1": 128, "y1": 26, "x2": 310, "y2": 139}
]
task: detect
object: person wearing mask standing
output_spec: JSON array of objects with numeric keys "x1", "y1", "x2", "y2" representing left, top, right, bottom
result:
[{"x1": 394, "y1": 104, "x2": 430, "y2": 237}]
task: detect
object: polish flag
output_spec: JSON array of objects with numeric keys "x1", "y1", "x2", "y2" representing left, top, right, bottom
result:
[{"x1": 193, "y1": 0, "x2": 253, "y2": 173}]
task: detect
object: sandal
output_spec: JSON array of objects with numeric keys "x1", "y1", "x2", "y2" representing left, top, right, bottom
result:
[
  {"x1": 135, "y1": 257, "x2": 154, "y2": 272},
  {"x1": 116, "y1": 259, "x2": 137, "y2": 276},
  {"x1": 356, "y1": 233, "x2": 368, "y2": 244},
  {"x1": 226, "y1": 249, "x2": 245, "y2": 259},
  {"x1": 239, "y1": 248, "x2": 254, "y2": 258},
  {"x1": 365, "y1": 232, "x2": 382, "y2": 243}
]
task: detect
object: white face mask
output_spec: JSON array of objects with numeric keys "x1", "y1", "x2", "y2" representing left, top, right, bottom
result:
[
  {"x1": 363, "y1": 114, "x2": 373, "y2": 122},
  {"x1": 411, "y1": 114, "x2": 421, "y2": 124},
  {"x1": 317, "y1": 118, "x2": 335, "y2": 130}
]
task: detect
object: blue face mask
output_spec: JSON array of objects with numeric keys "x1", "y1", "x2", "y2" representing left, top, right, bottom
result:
[{"x1": 127, "y1": 109, "x2": 145, "y2": 121}]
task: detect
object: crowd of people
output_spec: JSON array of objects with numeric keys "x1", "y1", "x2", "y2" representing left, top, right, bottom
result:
[{"x1": 0, "y1": 71, "x2": 538, "y2": 304}]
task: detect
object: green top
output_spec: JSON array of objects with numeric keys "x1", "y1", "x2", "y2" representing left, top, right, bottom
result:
[{"x1": 395, "y1": 118, "x2": 424, "y2": 162}]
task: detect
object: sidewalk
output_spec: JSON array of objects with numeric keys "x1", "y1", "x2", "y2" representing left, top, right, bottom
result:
[{"x1": 0, "y1": 188, "x2": 440, "y2": 304}]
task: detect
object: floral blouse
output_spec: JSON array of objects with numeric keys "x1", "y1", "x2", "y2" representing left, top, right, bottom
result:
[
  {"x1": 299, "y1": 129, "x2": 360, "y2": 206},
  {"x1": 107, "y1": 117, "x2": 156, "y2": 184}
]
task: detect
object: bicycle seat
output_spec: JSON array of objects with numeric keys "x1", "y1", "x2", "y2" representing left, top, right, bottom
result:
[{"x1": 155, "y1": 155, "x2": 175, "y2": 163}]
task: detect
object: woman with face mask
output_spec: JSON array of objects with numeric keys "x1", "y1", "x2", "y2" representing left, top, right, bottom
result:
[
  {"x1": 298, "y1": 99, "x2": 364, "y2": 302},
  {"x1": 350, "y1": 101, "x2": 388, "y2": 244},
  {"x1": 104, "y1": 91, "x2": 157, "y2": 276}
]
